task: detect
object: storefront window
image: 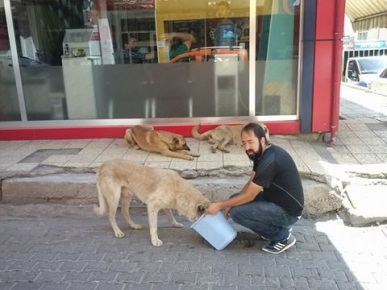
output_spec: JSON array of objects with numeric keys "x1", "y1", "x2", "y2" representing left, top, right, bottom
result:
[
  {"x1": 10, "y1": 0, "x2": 78, "y2": 120},
  {"x1": 5, "y1": 0, "x2": 300, "y2": 121},
  {"x1": 92, "y1": 0, "x2": 250, "y2": 119},
  {"x1": 255, "y1": 0, "x2": 300, "y2": 116},
  {"x1": 0, "y1": 4, "x2": 21, "y2": 121}
]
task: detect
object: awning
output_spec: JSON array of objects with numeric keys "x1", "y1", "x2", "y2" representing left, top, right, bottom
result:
[{"x1": 346, "y1": 0, "x2": 387, "y2": 31}]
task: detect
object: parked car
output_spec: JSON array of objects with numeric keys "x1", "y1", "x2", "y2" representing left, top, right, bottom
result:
[
  {"x1": 369, "y1": 67, "x2": 387, "y2": 95},
  {"x1": 344, "y1": 56, "x2": 387, "y2": 88}
]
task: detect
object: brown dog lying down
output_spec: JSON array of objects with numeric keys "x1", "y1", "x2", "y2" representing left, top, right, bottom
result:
[
  {"x1": 124, "y1": 125, "x2": 199, "y2": 160},
  {"x1": 192, "y1": 123, "x2": 269, "y2": 153},
  {"x1": 94, "y1": 159, "x2": 210, "y2": 246}
]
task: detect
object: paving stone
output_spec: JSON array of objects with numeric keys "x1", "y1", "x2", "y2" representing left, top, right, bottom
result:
[
  {"x1": 0, "y1": 283, "x2": 15, "y2": 290},
  {"x1": 195, "y1": 273, "x2": 224, "y2": 286},
  {"x1": 150, "y1": 284, "x2": 179, "y2": 290},
  {"x1": 291, "y1": 267, "x2": 319, "y2": 279},
  {"x1": 67, "y1": 282, "x2": 97, "y2": 290},
  {"x1": 30, "y1": 253, "x2": 58, "y2": 262},
  {"x1": 59, "y1": 261, "x2": 87, "y2": 272},
  {"x1": 0, "y1": 210, "x2": 386, "y2": 290},
  {"x1": 0, "y1": 261, "x2": 12, "y2": 271},
  {"x1": 8, "y1": 261, "x2": 37, "y2": 271},
  {"x1": 88, "y1": 271, "x2": 117, "y2": 283},
  {"x1": 32, "y1": 262, "x2": 62, "y2": 271},
  {"x1": 169, "y1": 272, "x2": 197, "y2": 285},
  {"x1": 55, "y1": 253, "x2": 80, "y2": 262},
  {"x1": 142, "y1": 272, "x2": 169, "y2": 284},
  {"x1": 212, "y1": 264, "x2": 237, "y2": 275},
  {"x1": 223, "y1": 274, "x2": 252, "y2": 286},
  {"x1": 238, "y1": 264, "x2": 264, "y2": 275},
  {"x1": 84, "y1": 261, "x2": 111, "y2": 272},
  {"x1": 307, "y1": 278, "x2": 339, "y2": 290},
  {"x1": 115, "y1": 272, "x2": 144, "y2": 283},
  {"x1": 109, "y1": 261, "x2": 138, "y2": 273},
  {"x1": 94, "y1": 283, "x2": 125, "y2": 290},
  {"x1": 34, "y1": 272, "x2": 66, "y2": 283},
  {"x1": 40, "y1": 283, "x2": 69, "y2": 290},
  {"x1": 63, "y1": 271, "x2": 91, "y2": 282},
  {"x1": 159, "y1": 262, "x2": 186, "y2": 273},
  {"x1": 78, "y1": 253, "x2": 105, "y2": 262},
  {"x1": 8, "y1": 282, "x2": 43, "y2": 290},
  {"x1": 263, "y1": 266, "x2": 292, "y2": 278}
]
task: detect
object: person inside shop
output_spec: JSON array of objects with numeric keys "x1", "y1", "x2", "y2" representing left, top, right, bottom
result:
[
  {"x1": 216, "y1": 1, "x2": 231, "y2": 18},
  {"x1": 88, "y1": 7, "x2": 100, "y2": 26},
  {"x1": 214, "y1": 1, "x2": 237, "y2": 47},
  {"x1": 163, "y1": 29, "x2": 198, "y2": 60},
  {"x1": 124, "y1": 37, "x2": 155, "y2": 64},
  {"x1": 205, "y1": 122, "x2": 304, "y2": 254}
]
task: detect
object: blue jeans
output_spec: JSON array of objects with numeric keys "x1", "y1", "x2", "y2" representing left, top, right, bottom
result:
[{"x1": 229, "y1": 193, "x2": 299, "y2": 242}]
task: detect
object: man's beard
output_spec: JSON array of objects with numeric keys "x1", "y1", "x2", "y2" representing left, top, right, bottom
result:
[{"x1": 246, "y1": 145, "x2": 263, "y2": 161}]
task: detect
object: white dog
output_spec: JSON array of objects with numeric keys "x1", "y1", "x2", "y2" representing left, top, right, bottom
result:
[{"x1": 94, "y1": 159, "x2": 210, "y2": 246}]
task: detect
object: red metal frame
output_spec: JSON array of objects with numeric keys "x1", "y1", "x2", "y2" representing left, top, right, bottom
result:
[{"x1": 312, "y1": 0, "x2": 345, "y2": 137}]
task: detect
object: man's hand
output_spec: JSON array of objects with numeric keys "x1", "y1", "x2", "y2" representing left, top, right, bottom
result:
[
  {"x1": 223, "y1": 207, "x2": 231, "y2": 219},
  {"x1": 206, "y1": 203, "x2": 222, "y2": 215}
]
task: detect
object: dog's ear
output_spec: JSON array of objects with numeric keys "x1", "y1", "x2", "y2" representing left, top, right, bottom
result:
[
  {"x1": 197, "y1": 204, "x2": 206, "y2": 215},
  {"x1": 173, "y1": 137, "x2": 179, "y2": 144}
]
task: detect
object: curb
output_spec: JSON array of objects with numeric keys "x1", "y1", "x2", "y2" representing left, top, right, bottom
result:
[{"x1": 1, "y1": 165, "x2": 386, "y2": 227}]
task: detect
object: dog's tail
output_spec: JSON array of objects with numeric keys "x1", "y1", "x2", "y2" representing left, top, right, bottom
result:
[
  {"x1": 94, "y1": 182, "x2": 107, "y2": 216},
  {"x1": 191, "y1": 124, "x2": 213, "y2": 140}
]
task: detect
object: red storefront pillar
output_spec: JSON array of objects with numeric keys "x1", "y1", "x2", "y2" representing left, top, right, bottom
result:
[{"x1": 312, "y1": 0, "x2": 345, "y2": 142}]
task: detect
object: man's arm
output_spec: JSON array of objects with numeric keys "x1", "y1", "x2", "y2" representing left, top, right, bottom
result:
[
  {"x1": 144, "y1": 51, "x2": 154, "y2": 61},
  {"x1": 206, "y1": 171, "x2": 263, "y2": 215},
  {"x1": 167, "y1": 32, "x2": 195, "y2": 43}
]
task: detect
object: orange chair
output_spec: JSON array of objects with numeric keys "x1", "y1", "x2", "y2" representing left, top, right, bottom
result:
[{"x1": 169, "y1": 46, "x2": 248, "y2": 63}]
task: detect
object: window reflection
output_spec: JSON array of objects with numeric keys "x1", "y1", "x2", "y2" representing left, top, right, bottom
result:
[
  {"x1": 256, "y1": 0, "x2": 300, "y2": 116},
  {"x1": 5, "y1": 0, "x2": 300, "y2": 120},
  {"x1": 0, "y1": 5, "x2": 21, "y2": 121}
]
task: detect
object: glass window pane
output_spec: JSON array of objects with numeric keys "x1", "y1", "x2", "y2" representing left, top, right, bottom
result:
[
  {"x1": 5, "y1": 0, "x2": 302, "y2": 121},
  {"x1": 255, "y1": 0, "x2": 300, "y2": 116},
  {"x1": 94, "y1": 0, "x2": 251, "y2": 118},
  {"x1": 11, "y1": 0, "x2": 72, "y2": 120},
  {"x1": 0, "y1": 5, "x2": 21, "y2": 121}
]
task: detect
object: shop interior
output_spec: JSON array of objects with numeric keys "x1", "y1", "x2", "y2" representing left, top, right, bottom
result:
[{"x1": 0, "y1": 0, "x2": 299, "y2": 121}]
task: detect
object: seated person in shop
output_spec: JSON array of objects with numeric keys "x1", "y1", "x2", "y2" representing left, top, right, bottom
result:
[
  {"x1": 124, "y1": 38, "x2": 155, "y2": 64},
  {"x1": 163, "y1": 30, "x2": 198, "y2": 60}
]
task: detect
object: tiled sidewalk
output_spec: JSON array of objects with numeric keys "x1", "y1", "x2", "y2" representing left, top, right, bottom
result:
[{"x1": 0, "y1": 84, "x2": 386, "y2": 176}]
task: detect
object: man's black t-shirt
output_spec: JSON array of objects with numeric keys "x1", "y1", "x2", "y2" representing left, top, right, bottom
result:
[{"x1": 252, "y1": 144, "x2": 304, "y2": 217}]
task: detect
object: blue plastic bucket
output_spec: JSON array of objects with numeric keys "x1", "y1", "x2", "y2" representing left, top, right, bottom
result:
[{"x1": 190, "y1": 212, "x2": 237, "y2": 250}]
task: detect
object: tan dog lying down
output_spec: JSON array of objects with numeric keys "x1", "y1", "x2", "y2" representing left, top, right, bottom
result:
[
  {"x1": 192, "y1": 123, "x2": 269, "y2": 153},
  {"x1": 94, "y1": 159, "x2": 210, "y2": 246},
  {"x1": 125, "y1": 125, "x2": 199, "y2": 160}
]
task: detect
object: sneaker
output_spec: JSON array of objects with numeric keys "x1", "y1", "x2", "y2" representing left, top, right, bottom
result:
[{"x1": 262, "y1": 234, "x2": 296, "y2": 254}]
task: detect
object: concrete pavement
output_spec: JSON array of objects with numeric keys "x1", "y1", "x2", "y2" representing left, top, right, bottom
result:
[{"x1": 0, "y1": 208, "x2": 386, "y2": 290}]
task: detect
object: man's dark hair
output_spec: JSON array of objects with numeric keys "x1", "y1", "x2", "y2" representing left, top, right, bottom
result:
[{"x1": 242, "y1": 122, "x2": 269, "y2": 145}]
